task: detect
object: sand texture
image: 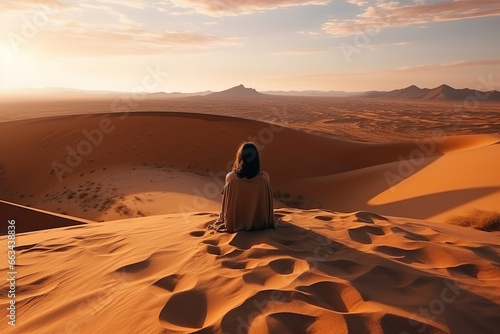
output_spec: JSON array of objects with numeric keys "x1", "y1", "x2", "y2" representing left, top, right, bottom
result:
[{"x1": 1, "y1": 208, "x2": 500, "y2": 333}]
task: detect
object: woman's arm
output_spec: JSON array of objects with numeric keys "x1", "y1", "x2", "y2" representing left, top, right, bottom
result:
[{"x1": 215, "y1": 172, "x2": 235, "y2": 224}]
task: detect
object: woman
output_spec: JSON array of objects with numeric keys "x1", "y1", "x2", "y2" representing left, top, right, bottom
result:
[{"x1": 208, "y1": 142, "x2": 277, "y2": 232}]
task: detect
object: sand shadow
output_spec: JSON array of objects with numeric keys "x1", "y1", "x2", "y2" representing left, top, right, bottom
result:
[
  {"x1": 215, "y1": 219, "x2": 500, "y2": 334},
  {"x1": 159, "y1": 289, "x2": 208, "y2": 329},
  {"x1": 369, "y1": 186, "x2": 500, "y2": 219}
]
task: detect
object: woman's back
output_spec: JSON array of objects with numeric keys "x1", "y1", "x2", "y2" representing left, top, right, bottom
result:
[
  {"x1": 209, "y1": 142, "x2": 277, "y2": 233},
  {"x1": 222, "y1": 171, "x2": 275, "y2": 232}
]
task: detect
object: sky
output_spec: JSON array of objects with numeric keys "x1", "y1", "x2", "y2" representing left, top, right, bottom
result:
[{"x1": 0, "y1": 0, "x2": 499, "y2": 93}]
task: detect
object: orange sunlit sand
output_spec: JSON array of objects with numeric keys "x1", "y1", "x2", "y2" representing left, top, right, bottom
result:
[{"x1": 1, "y1": 88, "x2": 500, "y2": 333}]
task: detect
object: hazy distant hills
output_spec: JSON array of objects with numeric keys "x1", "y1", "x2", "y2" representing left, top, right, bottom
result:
[
  {"x1": 360, "y1": 84, "x2": 500, "y2": 101},
  {"x1": 200, "y1": 84, "x2": 500, "y2": 101},
  {"x1": 148, "y1": 91, "x2": 212, "y2": 98},
  {"x1": 262, "y1": 90, "x2": 359, "y2": 97},
  {"x1": 201, "y1": 84, "x2": 266, "y2": 98},
  {"x1": 2, "y1": 84, "x2": 500, "y2": 101}
]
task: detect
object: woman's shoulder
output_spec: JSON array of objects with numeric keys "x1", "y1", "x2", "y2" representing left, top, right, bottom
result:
[
  {"x1": 226, "y1": 170, "x2": 270, "y2": 182},
  {"x1": 225, "y1": 171, "x2": 236, "y2": 183}
]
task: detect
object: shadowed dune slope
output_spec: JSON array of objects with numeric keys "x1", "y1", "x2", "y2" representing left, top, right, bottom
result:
[{"x1": 0, "y1": 200, "x2": 90, "y2": 234}]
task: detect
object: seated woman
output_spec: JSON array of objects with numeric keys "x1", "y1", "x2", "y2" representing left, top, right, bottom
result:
[{"x1": 208, "y1": 142, "x2": 277, "y2": 233}]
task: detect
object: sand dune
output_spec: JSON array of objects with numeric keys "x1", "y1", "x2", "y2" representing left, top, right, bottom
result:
[
  {"x1": 0, "y1": 112, "x2": 499, "y2": 224},
  {"x1": 2, "y1": 96, "x2": 500, "y2": 143},
  {"x1": 1, "y1": 208, "x2": 499, "y2": 333},
  {"x1": 283, "y1": 134, "x2": 500, "y2": 222},
  {"x1": 1, "y1": 107, "x2": 500, "y2": 333}
]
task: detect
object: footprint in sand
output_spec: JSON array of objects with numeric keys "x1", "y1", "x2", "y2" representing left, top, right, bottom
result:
[
  {"x1": 447, "y1": 263, "x2": 480, "y2": 278},
  {"x1": 221, "y1": 260, "x2": 247, "y2": 270},
  {"x1": 264, "y1": 312, "x2": 316, "y2": 333},
  {"x1": 348, "y1": 225, "x2": 386, "y2": 244},
  {"x1": 354, "y1": 211, "x2": 388, "y2": 224},
  {"x1": 159, "y1": 289, "x2": 208, "y2": 329},
  {"x1": 205, "y1": 244, "x2": 234, "y2": 256},
  {"x1": 243, "y1": 258, "x2": 310, "y2": 286},
  {"x1": 314, "y1": 215, "x2": 334, "y2": 221},
  {"x1": 115, "y1": 257, "x2": 151, "y2": 275},
  {"x1": 206, "y1": 245, "x2": 222, "y2": 255},
  {"x1": 268, "y1": 258, "x2": 297, "y2": 275},
  {"x1": 154, "y1": 274, "x2": 184, "y2": 292},
  {"x1": 190, "y1": 230, "x2": 206, "y2": 237},
  {"x1": 296, "y1": 281, "x2": 362, "y2": 313}
]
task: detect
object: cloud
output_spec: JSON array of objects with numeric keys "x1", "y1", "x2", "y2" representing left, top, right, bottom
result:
[
  {"x1": 1, "y1": 1, "x2": 232, "y2": 57},
  {"x1": 169, "y1": 0, "x2": 331, "y2": 16},
  {"x1": 395, "y1": 59, "x2": 500, "y2": 72},
  {"x1": 271, "y1": 48, "x2": 327, "y2": 55},
  {"x1": 345, "y1": 0, "x2": 366, "y2": 6},
  {"x1": 284, "y1": 59, "x2": 500, "y2": 81},
  {"x1": 27, "y1": 23, "x2": 228, "y2": 56},
  {"x1": 93, "y1": 0, "x2": 149, "y2": 9},
  {"x1": 0, "y1": 0, "x2": 152, "y2": 12},
  {"x1": 271, "y1": 40, "x2": 409, "y2": 55},
  {"x1": 0, "y1": 0, "x2": 68, "y2": 14},
  {"x1": 323, "y1": 0, "x2": 500, "y2": 36},
  {"x1": 362, "y1": 40, "x2": 410, "y2": 50}
]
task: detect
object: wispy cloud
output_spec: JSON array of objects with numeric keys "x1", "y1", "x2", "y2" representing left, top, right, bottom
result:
[
  {"x1": 92, "y1": 0, "x2": 149, "y2": 9},
  {"x1": 282, "y1": 59, "x2": 500, "y2": 82},
  {"x1": 1, "y1": 0, "x2": 232, "y2": 56},
  {"x1": 271, "y1": 40, "x2": 409, "y2": 55},
  {"x1": 0, "y1": 0, "x2": 69, "y2": 15},
  {"x1": 395, "y1": 59, "x2": 500, "y2": 72},
  {"x1": 271, "y1": 48, "x2": 327, "y2": 55},
  {"x1": 362, "y1": 41, "x2": 410, "y2": 50},
  {"x1": 323, "y1": 0, "x2": 500, "y2": 36},
  {"x1": 169, "y1": 0, "x2": 331, "y2": 16},
  {"x1": 30, "y1": 23, "x2": 228, "y2": 56}
]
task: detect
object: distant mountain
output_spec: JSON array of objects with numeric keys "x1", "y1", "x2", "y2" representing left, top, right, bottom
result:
[
  {"x1": 264, "y1": 90, "x2": 360, "y2": 97},
  {"x1": 0, "y1": 87, "x2": 116, "y2": 96},
  {"x1": 0, "y1": 88, "x2": 213, "y2": 99},
  {"x1": 360, "y1": 84, "x2": 500, "y2": 101},
  {"x1": 5, "y1": 84, "x2": 500, "y2": 101},
  {"x1": 202, "y1": 84, "x2": 266, "y2": 99},
  {"x1": 148, "y1": 91, "x2": 212, "y2": 98}
]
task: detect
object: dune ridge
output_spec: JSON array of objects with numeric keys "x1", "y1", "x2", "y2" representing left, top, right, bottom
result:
[{"x1": 1, "y1": 208, "x2": 499, "y2": 333}]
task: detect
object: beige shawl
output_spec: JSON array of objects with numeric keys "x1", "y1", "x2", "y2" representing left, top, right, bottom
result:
[{"x1": 220, "y1": 173, "x2": 275, "y2": 233}]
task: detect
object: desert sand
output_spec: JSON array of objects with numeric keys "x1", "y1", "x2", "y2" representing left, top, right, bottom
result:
[
  {"x1": 1, "y1": 208, "x2": 500, "y2": 333},
  {"x1": 1, "y1": 95, "x2": 500, "y2": 333}
]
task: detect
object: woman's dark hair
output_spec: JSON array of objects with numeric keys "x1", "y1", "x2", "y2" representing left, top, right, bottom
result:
[{"x1": 232, "y1": 142, "x2": 260, "y2": 179}]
